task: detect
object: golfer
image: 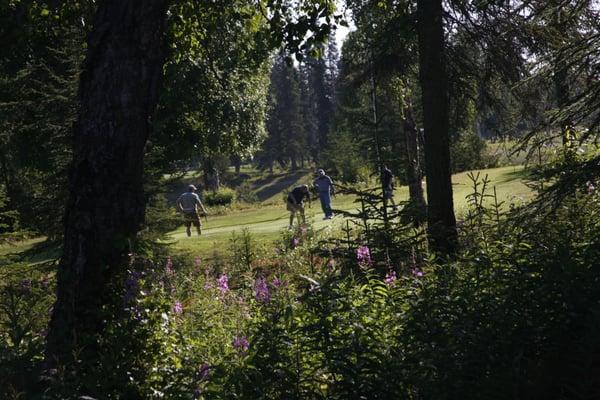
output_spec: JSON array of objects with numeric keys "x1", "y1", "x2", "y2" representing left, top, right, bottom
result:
[
  {"x1": 176, "y1": 184, "x2": 207, "y2": 237},
  {"x1": 287, "y1": 184, "x2": 310, "y2": 229},
  {"x1": 314, "y1": 169, "x2": 334, "y2": 219},
  {"x1": 381, "y1": 165, "x2": 397, "y2": 210}
]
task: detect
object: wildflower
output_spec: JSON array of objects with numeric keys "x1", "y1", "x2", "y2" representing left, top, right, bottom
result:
[
  {"x1": 198, "y1": 363, "x2": 210, "y2": 381},
  {"x1": 40, "y1": 276, "x2": 50, "y2": 288},
  {"x1": 356, "y1": 245, "x2": 372, "y2": 265},
  {"x1": 165, "y1": 257, "x2": 174, "y2": 275},
  {"x1": 124, "y1": 271, "x2": 141, "y2": 304},
  {"x1": 272, "y1": 277, "x2": 283, "y2": 288},
  {"x1": 217, "y1": 274, "x2": 229, "y2": 294},
  {"x1": 194, "y1": 256, "x2": 202, "y2": 268},
  {"x1": 412, "y1": 267, "x2": 424, "y2": 278},
  {"x1": 327, "y1": 259, "x2": 336, "y2": 271},
  {"x1": 300, "y1": 225, "x2": 308, "y2": 235},
  {"x1": 20, "y1": 279, "x2": 32, "y2": 295},
  {"x1": 232, "y1": 336, "x2": 249, "y2": 353},
  {"x1": 291, "y1": 237, "x2": 300, "y2": 248},
  {"x1": 172, "y1": 301, "x2": 183, "y2": 314},
  {"x1": 384, "y1": 270, "x2": 397, "y2": 287},
  {"x1": 586, "y1": 181, "x2": 596, "y2": 194},
  {"x1": 254, "y1": 278, "x2": 271, "y2": 302}
]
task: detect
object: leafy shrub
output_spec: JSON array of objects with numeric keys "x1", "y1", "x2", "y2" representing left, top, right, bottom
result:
[
  {"x1": 0, "y1": 263, "x2": 55, "y2": 399},
  {"x1": 323, "y1": 131, "x2": 372, "y2": 184},
  {"x1": 235, "y1": 181, "x2": 258, "y2": 203},
  {"x1": 451, "y1": 129, "x2": 498, "y2": 172},
  {"x1": 5, "y1": 172, "x2": 600, "y2": 399},
  {"x1": 204, "y1": 187, "x2": 236, "y2": 206}
]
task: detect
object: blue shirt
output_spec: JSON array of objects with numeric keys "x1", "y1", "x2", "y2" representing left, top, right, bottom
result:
[{"x1": 314, "y1": 175, "x2": 334, "y2": 194}]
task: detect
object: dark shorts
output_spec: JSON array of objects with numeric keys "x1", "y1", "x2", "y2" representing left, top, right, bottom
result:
[
  {"x1": 286, "y1": 200, "x2": 304, "y2": 213},
  {"x1": 183, "y1": 211, "x2": 201, "y2": 227},
  {"x1": 384, "y1": 187, "x2": 394, "y2": 199}
]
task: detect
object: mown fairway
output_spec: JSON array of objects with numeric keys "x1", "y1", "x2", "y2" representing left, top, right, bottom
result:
[
  {"x1": 168, "y1": 165, "x2": 531, "y2": 256},
  {"x1": 0, "y1": 165, "x2": 531, "y2": 264}
]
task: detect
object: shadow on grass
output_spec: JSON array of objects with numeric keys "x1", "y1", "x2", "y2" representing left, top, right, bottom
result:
[
  {"x1": 253, "y1": 170, "x2": 312, "y2": 202},
  {"x1": 493, "y1": 168, "x2": 531, "y2": 184},
  {"x1": 1, "y1": 240, "x2": 62, "y2": 267}
]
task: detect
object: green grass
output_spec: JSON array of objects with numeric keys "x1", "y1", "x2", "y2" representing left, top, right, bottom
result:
[
  {"x1": 0, "y1": 236, "x2": 60, "y2": 266},
  {"x1": 1, "y1": 165, "x2": 532, "y2": 264},
  {"x1": 169, "y1": 165, "x2": 532, "y2": 257}
]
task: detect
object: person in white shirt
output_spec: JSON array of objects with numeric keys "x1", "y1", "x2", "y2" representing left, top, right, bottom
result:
[{"x1": 176, "y1": 184, "x2": 207, "y2": 237}]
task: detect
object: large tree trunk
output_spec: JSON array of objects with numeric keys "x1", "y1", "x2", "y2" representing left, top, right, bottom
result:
[
  {"x1": 402, "y1": 102, "x2": 426, "y2": 223},
  {"x1": 45, "y1": 0, "x2": 168, "y2": 367},
  {"x1": 550, "y1": 3, "x2": 571, "y2": 148},
  {"x1": 231, "y1": 154, "x2": 242, "y2": 175},
  {"x1": 417, "y1": 0, "x2": 458, "y2": 254},
  {"x1": 203, "y1": 156, "x2": 220, "y2": 192}
]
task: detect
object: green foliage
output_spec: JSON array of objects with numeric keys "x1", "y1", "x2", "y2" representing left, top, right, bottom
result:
[
  {"x1": 4, "y1": 182, "x2": 600, "y2": 398},
  {"x1": 451, "y1": 129, "x2": 497, "y2": 173},
  {"x1": 229, "y1": 227, "x2": 257, "y2": 274},
  {"x1": 0, "y1": 185, "x2": 19, "y2": 237},
  {"x1": 322, "y1": 131, "x2": 371, "y2": 184},
  {"x1": 235, "y1": 181, "x2": 259, "y2": 204},
  {"x1": 204, "y1": 187, "x2": 236, "y2": 207},
  {"x1": 0, "y1": 263, "x2": 55, "y2": 399}
]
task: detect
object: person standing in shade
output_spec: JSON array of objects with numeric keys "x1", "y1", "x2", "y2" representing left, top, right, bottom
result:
[
  {"x1": 286, "y1": 184, "x2": 311, "y2": 229},
  {"x1": 314, "y1": 169, "x2": 334, "y2": 219},
  {"x1": 381, "y1": 165, "x2": 398, "y2": 210},
  {"x1": 176, "y1": 184, "x2": 207, "y2": 237}
]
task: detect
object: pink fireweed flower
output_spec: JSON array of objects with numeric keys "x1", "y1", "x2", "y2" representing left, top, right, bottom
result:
[
  {"x1": 412, "y1": 267, "x2": 424, "y2": 278},
  {"x1": 384, "y1": 270, "x2": 397, "y2": 287},
  {"x1": 165, "y1": 256, "x2": 174, "y2": 275},
  {"x1": 198, "y1": 363, "x2": 210, "y2": 381},
  {"x1": 327, "y1": 259, "x2": 336, "y2": 271},
  {"x1": 254, "y1": 278, "x2": 271, "y2": 302},
  {"x1": 217, "y1": 274, "x2": 229, "y2": 294},
  {"x1": 173, "y1": 301, "x2": 183, "y2": 314},
  {"x1": 291, "y1": 237, "x2": 300, "y2": 248},
  {"x1": 232, "y1": 336, "x2": 249, "y2": 353},
  {"x1": 586, "y1": 181, "x2": 596, "y2": 194},
  {"x1": 356, "y1": 245, "x2": 372, "y2": 265},
  {"x1": 272, "y1": 277, "x2": 283, "y2": 288}
]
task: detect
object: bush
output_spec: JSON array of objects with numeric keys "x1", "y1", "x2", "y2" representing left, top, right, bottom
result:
[
  {"x1": 235, "y1": 181, "x2": 258, "y2": 204},
  {"x1": 204, "y1": 187, "x2": 236, "y2": 206},
  {"x1": 323, "y1": 131, "x2": 372, "y2": 184},
  {"x1": 5, "y1": 173, "x2": 600, "y2": 399},
  {"x1": 451, "y1": 129, "x2": 498, "y2": 172}
]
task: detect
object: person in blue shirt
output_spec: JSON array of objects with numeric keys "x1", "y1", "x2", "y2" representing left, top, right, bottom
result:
[{"x1": 314, "y1": 169, "x2": 334, "y2": 220}]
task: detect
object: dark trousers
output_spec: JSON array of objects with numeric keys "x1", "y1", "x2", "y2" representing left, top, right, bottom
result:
[{"x1": 319, "y1": 192, "x2": 333, "y2": 217}]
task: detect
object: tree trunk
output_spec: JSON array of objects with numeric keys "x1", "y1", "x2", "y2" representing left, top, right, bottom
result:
[
  {"x1": 417, "y1": 0, "x2": 458, "y2": 254},
  {"x1": 550, "y1": 4, "x2": 571, "y2": 148},
  {"x1": 402, "y1": 102, "x2": 426, "y2": 223},
  {"x1": 203, "y1": 157, "x2": 220, "y2": 192},
  {"x1": 231, "y1": 154, "x2": 242, "y2": 174},
  {"x1": 45, "y1": 0, "x2": 168, "y2": 367}
]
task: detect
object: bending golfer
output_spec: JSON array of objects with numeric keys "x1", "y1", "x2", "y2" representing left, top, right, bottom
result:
[
  {"x1": 314, "y1": 169, "x2": 334, "y2": 219},
  {"x1": 176, "y1": 184, "x2": 207, "y2": 237},
  {"x1": 287, "y1": 184, "x2": 310, "y2": 229}
]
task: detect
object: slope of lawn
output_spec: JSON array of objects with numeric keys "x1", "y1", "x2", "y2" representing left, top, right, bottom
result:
[
  {"x1": 168, "y1": 165, "x2": 532, "y2": 257},
  {"x1": 0, "y1": 165, "x2": 531, "y2": 264}
]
